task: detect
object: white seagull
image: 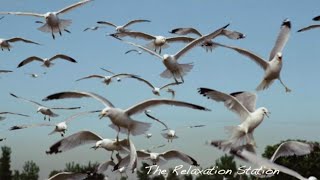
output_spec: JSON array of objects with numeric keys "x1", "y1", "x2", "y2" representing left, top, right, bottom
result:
[
  {"x1": 0, "y1": 37, "x2": 40, "y2": 51},
  {"x1": 0, "y1": 111, "x2": 29, "y2": 121},
  {"x1": 198, "y1": 88, "x2": 270, "y2": 149},
  {"x1": 83, "y1": 25, "x2": 105, "y2": 32},
  {"x1": 111, "y1": 24, "x2": 229, "y2": 83},
  {"x1": 47, "y1": 172, "x2": 88, "y2": 180},
  {"x1": 112, "y1": 31, "x2": 196, "y2": 54},
  {"x1": 97, "y1": 19, "x2": 150, "y2": 33},
  {"x1": 128, "y1": 75, "x2": 182, "y2": 96},
  {"x1": 46, "y1": 130, "x2": 130, "y2": 161},
  {"x1": 213, "y1": 19, "x2": 291, "y2": 92},
  {"x1": 169, "y1": 27, "x2": 245, "y2": 52},
  {"x1": 17, "y1": 54, "x2": 77, "y2": 68},
  {"x1": 42, "y1": 91, "x2": 210, "y2": 140},
  {"x1": 213, "y1": 144, "x2": 318, "y2": 180},
  {"x1": 0, "y1": 0, "x2": 93, "y2": 39},
  {"x1": 10, "y1": 93, "x2": 81, "y2": 121},
  {"x1": 9, "y1": 110, "x2": 98, "y2": 136},
  {"x1": 298, "y1": 15, "x2": 320, "y2": 32},
  {"x1": 76, "y1": 72, "x2": 139, "y2": 85}
]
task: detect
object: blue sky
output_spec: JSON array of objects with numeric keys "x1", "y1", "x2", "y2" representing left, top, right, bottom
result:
[{"x1": 1, "y1": 0, "x2": 320, "y2": 179}]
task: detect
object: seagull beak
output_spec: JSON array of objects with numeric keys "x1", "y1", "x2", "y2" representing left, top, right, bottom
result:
[
  {"x1": 90, "y1": 146, "x2": 98, "y2": 150},
  {"x1": 99, "y1": 113, "x2": 104, "y2": 119},
  {"x1": 265, "y1": 112, "x2": 270, "y2": 118}
]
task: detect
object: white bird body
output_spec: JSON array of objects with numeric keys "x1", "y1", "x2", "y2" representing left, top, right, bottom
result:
[
  {"x1": 94, "y1": 138, "x2": 127, "y2": 152},
  {"x1": 37, "y1": 106, "x2": 59, "y2": 118},
  {"x1": 0, "y1": 39, "x2": 11, "y2": 49}
]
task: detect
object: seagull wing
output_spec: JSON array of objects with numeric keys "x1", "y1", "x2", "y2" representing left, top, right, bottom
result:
[
  {"x1": 17, "y1": 56, "x2": 44, "y2": 68},
  {"x1": 123, "y1": 19, "x2": 151, "y2": 28},
  {"x1": 110, "y1": 73, "x2": 140, "y2": 80},
  {"x1": 97, "y1": 21, "x2": 117, "y2": 28},
  {"x1": 159, "y1": 82, "x2": 182, "y2": 90},
  {"x1": 221, "y1": 29, "x2": 246, "y2": 40},
  {"x1": 313, "y1": 15, "x2": 320, "y2": 21},
  {"x1": 50, "y1": 106, "x2": 81, "y2": 110},
  {"x1": 113, "y1": 31, "x2": 156, "y2": 40},
  {"x1": 229, "y1": 91, "x2": 257, "y2": 112},
  {"x1": 43, "y1": 91, "x2": 115, "y2": 108},
  {"x1": 125, "y1": 98, "x2": 210, "y2": 116},
  {"x1": 198, "y1": 88, "x2": 251, "y2": 121},
  {"x1": 46, "y1": 130, "x2": 103, "y2": 154},
  {"x1": 169, "y1": 27, "x2": 203, "y2": 37},
  {"x1": 165, "y1": 36, "x2": 195, "y2": 43},
  {"x1": 48, "y1": 172, "x2": 87, "y2": 180},
  {"x1": 128, "y1": 76, "x2": 155, "y2": 89},
  {"x1": 95, "y1": 161, "x2": 115, "y2": 174},
  {"x1": 57, "y1": 0, "x2": 93, "y2": 15},
  {"x1": 125, "y1": 49, "x2": 139, "y2": 54},
  {"x1": 161, "y1": 150, "x2": 199, "y2": 166},
  {"x1": 270, "y1": 141, "x2": 314, "y2": 162},
  {"x1": 10, "y1": 93, "x2": 43, "y2": 107},
  {"x1": 6, "y1": 37, "x2": 40, "y2": 45},
  {"x1": 297, "y1": 24, "x2": 320, "y2": 33},
  {"x1": 269, "y1": 19, "x2": 291, "y2": 60},
  {"x1": 62, "y1": 110, "x2": 100, "y2": 123},
  {"x1": 144, "y1": 110, "x2": 169, "y2": 130},
  {"x1": 213, "y1": 42, "x2": 268, "y2": 70},
  {"x1": 49, "y1": 54, "x2": 77, "y2": 63},
  {"x1": 9, "y1": 123, "x2": 53, "y2": 131},
  {"x1": 76, "y1": 75, "x2": 105, "y2": 81},
  {"x1": 0, "y1": 12, "x2": 44, "y2": 17},
  {"x1": 100, "y1": 67, "x2": 115, "y2": 74},
  {"x1": 174, "y1": 24, "x2": 229, "y2": 61},
  {"x1": 0, "y1": 112, "x2": 29, "y2": 117}
]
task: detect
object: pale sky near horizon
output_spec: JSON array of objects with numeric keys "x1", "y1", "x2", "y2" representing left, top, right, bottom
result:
[{"x1": 1, "y1": 0, "x2": 320, "y2": 179}]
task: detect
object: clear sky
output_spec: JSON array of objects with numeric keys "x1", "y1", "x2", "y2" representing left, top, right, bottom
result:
[{"x1": 1, "y1": 0, "x2": 320, "y2": 179}]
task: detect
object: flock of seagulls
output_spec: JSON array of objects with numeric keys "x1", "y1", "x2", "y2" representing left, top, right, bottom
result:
[{"x1": 1, "y1": 1, "x2": 319, "y2": 180}]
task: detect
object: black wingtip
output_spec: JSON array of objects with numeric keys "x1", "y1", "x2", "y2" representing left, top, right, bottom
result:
[
  {"x1": 312, "y1": 15, "x2": 320, "y2": 21},
  {"x1": 9, "y1": 93, "x2": 18, "y2": 98},
  {"x1": 42, "y1": 93, "x2": 63, "y2": 101},
  {"x1": 169, "y1": 28, "x2": 181, "y2": 34},
  {"x1": 282, "y1": 18, "x2": 291, "y2": 29},
  {"x1": 197, "y1": 87, "x2": 213, "y2": 95},
  {"x1": 9, "y1": 126, "x2": 22, "y2": 131},
  {"x1": 229, "y1": 91, "x2": 245, "y2": 97}
]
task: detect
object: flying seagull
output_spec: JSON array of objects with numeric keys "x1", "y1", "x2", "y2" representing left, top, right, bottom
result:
[
  {"x1": 42, "y1": 91, "x2": 210, "y2": 140},
  {"x1": 127, "y1": 75, "x2": 182, "y2": 96},
  {"x1": 0, "y1": 37, "x2": 40, "y2": 51},
  {"x1": 211, "y1": 143, "x2": 317, "y2": 180},
  {"x1": 9, "y1": 110, "x2": 99, "y2": 136},
  {"x1": 198, "y1": 88, "x2": 270, "y2": 149},
  {"x1": 111, "y1": 31, "x2": 195, "y2": 54},
  {"x1": 97, "y1": 19, "x2": 150, "y2": 33},
  {"x1": 47, "y1": 172, "x2": 88, "y2": 180},
  {"x1": 17, "y1": 54, "x2": 77, "y2": 68},
  {"x1": 169, "y1": 27, "x2": 245, "y2": 52},
  {"x1": 10, "y1": 93, "x2": 80, "y2": 121},
  {"x1": 111, "y1": 24, "x2": 229, "y2": 83},
  {"x1": 0, "y1": 111, "x2": 29, "y2": 121},
  {"x1": 76, "y1": 72, "x2": 139, "y2": 86},
  {"x1": 46, "y1": 130, "x2": 130, "y2": 161},
  {"x1": 297, "y1": 15, "x2": 320, "y2": 32},
  {"x1": 213, "y1": 19, "x2": 291, "y2": 92},
  {"x1": 0, "y1": 0, "x2": 93, "y2": 39},
  {"x1": 83, "y1": 25, "x2": 105, "y2": 32}
]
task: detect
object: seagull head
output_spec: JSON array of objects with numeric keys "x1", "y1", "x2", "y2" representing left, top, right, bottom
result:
[
  {"x1": 260, "y1": 107, "x2": 270, "y2": 118},
  {"x1": 276, "y1": 52, "x2": 282, "y2": 61},
  {"x1": 99, "y1": 107, "x2": 111, "y2": 119},
  {"x1": 91, "y1": 140, "x2": 102, "y2": 150},
  {"x1": 308, "y1": 176, "x2": 318, "y2": 180},
  {"x1": 152, "y1": 88, "x2": 160, "y2": 96}
]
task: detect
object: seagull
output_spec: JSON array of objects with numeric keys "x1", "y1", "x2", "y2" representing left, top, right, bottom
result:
[
  {"x1": 0, "y1": 111, "x2": 29, "y2": 121},
  {"x1": 42, "y1": 91, "x2": 210, "y2": 140},
  {"x1": 213, "y1": 19, "x2": 291, "y2": 92},
  {"x1": 47, "y1": 172, "x2": 88, "y2": 180},
  {"x1": 0, "y1": 70, "x2": 12, "y2": 73},
  {"x1": 0, "y1": 37, "x2": 40, "y2": 51},
  {"x1": 97, "y1": 19, "x2": 150, "y2": 33},
  {"x1": 76, "y1": 72, "x2": 139, "y2": 85},
  {"x1": 10, "y1": 93, "x2": 81, "y2": 121},
  {"x1": 125, "y1": 49, "x2": 142, "y2": 55},
  {"x1": 145, "y1": 144, "x2": 166, "y2": 153},
  {"x1": 198, "y1": 88, "x2": 270, "y2": 149},
  {"x1": 127, "y1": 76, "x2": 182, "y2": 96},
  {"x1": 83, "y1": 25, "x2": 105, "y2": 32},
  {"x1": 0, "y1": 0, "x2": 93, "y2": 39},
  {"x1": 111, "y1": 24, "x2": 229, "y2": 83},
  {"x1": 169, "y1": 27, "x2": 246, "y2": 52},
  {"x1": 111, "y1": 31, "x2": 196, "y2": 54},
  {"x1": 298, "y1": 15, "x2": 320, "y2": 32},
  {"x1": 115, "y1": 149, "x2": 199, "y2": 168},
  {"x1": 17, "y1": 54, "x2": 77, "y2": 68},
  {"x1": 9, "y1": 110, "x2": 98, "y2": 136},
  {"x1": 211, "y1": 143, "x2": 318, "y2": 180},
  {"x1": 46, "y1": 130, "x2": 130, "y2": 161},
  {"x1": 144, "y1": 133, "x2": 152, "y2": 139}
]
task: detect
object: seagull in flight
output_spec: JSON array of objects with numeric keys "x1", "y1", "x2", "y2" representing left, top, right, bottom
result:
[
  {"x1": 0, "y1": 111, "x2": 29, "y2": 121},
  {"x1": 213, "y1": 19, "x2": 291, "y2": 92},
  {"x1": 10, "y1": 93, "x2": 81, "y2": 121},
  {"x1": 169, "y1": 27, "x2": 245, "y2": 52},
  {"x1": 47, "y1": 172, "x2": 88, "y2": 180},
  {"x1": 0, "y1": 0, "x2": 93, "y2": 39},
  {"x1": 9, "y1": 110, "x2": 99, "y2": 137},
  {"x1": 298, "y1": 15, "x2": 320, "y2": 33},
  {"x1": 97, "y1": 19, "x2": 150, "y2": 33},
  {"x1": 111, "y1": 24, "x2": 229, "y2": 83},
  {"x1": 17, "y1": 54, "x2": 77, "y2": 68},
  {"x1": 0, "y1": 37, "x2": 40, "y2": 51},
  {"x1": 83, "y1": 25, "x2": 105, "y2": 32},
  {"x1": 46, "y1": 130, "x2": 130, "y2": 161},
  {"x1": 198, "y1": 88, "x2": 270, "y2": 149},
  {"x1": 42, "y1": 91, "x2": 210, "y2": 140}
]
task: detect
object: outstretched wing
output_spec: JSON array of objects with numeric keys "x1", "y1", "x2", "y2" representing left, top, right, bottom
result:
[
  {"x1": 123, "y1": 19, "x2": 151, "y2": 28},
  {"x1": 297, "y1": 24, "x2": 320, "y2": 33},
  {"x1": 161, "y1": 150, "x2": 199, "y2": 166},
  {"x1": 269, "y1": 19, "x2": 291, "y2": 60},
  {"x1": 169, "y1": 27, "x2": 203, "y2": 37},
  {"x1": 48, "y1": 172, "x2": 87, "y2": 180},
  {"x1": 57, "y1": 0, "x2": 93, "y2": 15},
  {"x1": 49, "y1": 54, "x2": 77, "y2": 63},
  {"x1": 270, "y1": 141, "x2": 314, "y2": 162},
  {"x1": 76, "y1": 75, "x2": 105, "y2": 81},
  {"x1": 6, "y1": 37, "x2": 40, "y2": 45},
  {"x1": 10, "y1": 93, "x2": 43, "y2": 107},
  {"x1": 17, "y1": 56, "x2": 44, "y2": 68},
  {"x1": 0, "y1": 12, "x2": 44, "y2": 17}
]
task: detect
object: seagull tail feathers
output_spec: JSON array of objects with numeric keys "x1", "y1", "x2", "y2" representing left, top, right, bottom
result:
[
  {"x1": 256, "y1": 79, "x2": 274, "y2": 91},
  {"x1": 223, "y1": 125, "x2": 250, "y2": 149}
]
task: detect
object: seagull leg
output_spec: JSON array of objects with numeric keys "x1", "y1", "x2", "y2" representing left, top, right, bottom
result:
[
  {"x1": 51, "y1": 27, "x2": 55, "y2": 39},
  {"x1": 110, "y1": 151, "x2": 114, "y2": 161},
  {"x1": 58, "y1": 27, "x2": 62, "y2": 36},
  {"x1": 64, "y1": 29, "x2": 71, "y2": 33},
  {"x1": 278, "y1": 77, "x2": 291, "y2": 93},
  {"x1": 44, "y1": 116, "x2": 46, "y2": 120},
  {"x1": 116, "y1": 126, "x2": 120, "y2": 142},
  {"x1": 159, "y1": 47, "x2": 162, "y2": 54}
]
